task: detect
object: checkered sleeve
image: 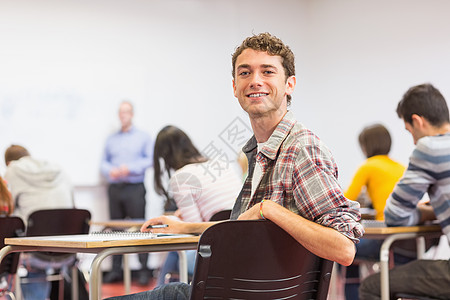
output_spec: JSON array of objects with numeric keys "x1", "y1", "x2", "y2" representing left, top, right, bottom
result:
[{"x1": 292, "y1": 143, "x2": 364, "y2": 243}]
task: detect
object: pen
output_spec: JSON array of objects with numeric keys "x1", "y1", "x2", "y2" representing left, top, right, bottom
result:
[{"x1": 147, "y1": 224, "x2": 169, "y2": 229}]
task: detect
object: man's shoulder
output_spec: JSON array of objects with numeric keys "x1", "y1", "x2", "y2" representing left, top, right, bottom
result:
[
  {"x1": 285, "y1": 123, "x2": 323, "y2": 149},
  {"x1": 416, "y1": 134, "x2": 450, "y2": 151}
]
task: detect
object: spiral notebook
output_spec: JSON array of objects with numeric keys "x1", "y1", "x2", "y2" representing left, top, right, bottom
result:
[{"x1": 5, "y1": 231, "x2": 199, "y2": 249}]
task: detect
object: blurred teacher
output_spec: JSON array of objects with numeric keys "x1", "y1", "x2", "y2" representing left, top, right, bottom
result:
[{"x1": 100, "y1": 100, "x2": 153, "y2": 285}]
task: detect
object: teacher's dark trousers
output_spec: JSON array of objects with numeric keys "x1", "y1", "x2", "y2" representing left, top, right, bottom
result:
[{"x1": 108, "y1": 182, "x2": 148, "y2": 272}]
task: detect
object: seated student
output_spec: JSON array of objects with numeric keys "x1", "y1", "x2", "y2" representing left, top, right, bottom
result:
[
  {"x1": 344, "y1": 124, "x2": 406, "y2": 300},
  {"x1": 105, "y1": 32, "x2": 363, "y2": 300},
  {"x1": 4, "y1": 145, "x2": 75, "y2": 300},
  {"x1": 0, "y1": 176, "x2": 13, "y2": 216},
  {"x1": 152, "y1": 125, "x2": 241, "y2": 286},
  {"x1": 345, "y1": 124, "x2": 405, "y2": 221},
  {"x1": 4, "y1": 145, "x2": 74, "y2": 223},
  {"x1": 360, "y1": 83, "x2": 450, "y2": 299}
]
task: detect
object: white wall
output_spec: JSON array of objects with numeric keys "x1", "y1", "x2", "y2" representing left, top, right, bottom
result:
[
  {"x1": 1, "y1": 0, "x2": 450, "y2": 217},
  {"x1": 296, "y1": 0, "x2": 450, "y2": 188}
]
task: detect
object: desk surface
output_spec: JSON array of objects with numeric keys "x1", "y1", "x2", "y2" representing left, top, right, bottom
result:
[
  {"x1": 5, "y1": 233, "x2": 200, "y2": 249},
  {"x1": 363, "y1": 224, "x2": 442, "y2": 235}
]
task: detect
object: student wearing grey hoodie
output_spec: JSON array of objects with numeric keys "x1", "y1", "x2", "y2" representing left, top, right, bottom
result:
[
  {"x1": 4, "y1": 144, "x2": 75, "y2": 300},
  {"x1": 4, "y1": 144, "x2": 73, "y2": 224}
]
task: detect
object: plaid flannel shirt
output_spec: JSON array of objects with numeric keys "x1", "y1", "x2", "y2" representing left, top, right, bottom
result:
[{"x1": 231, "y1": 111, "x2": 363, "y2": 242}]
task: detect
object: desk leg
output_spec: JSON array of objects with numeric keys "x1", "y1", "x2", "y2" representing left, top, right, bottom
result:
[
  {"x1": 416, "y1": 236, "x2": 426, "y2": 259},
  {"x1": 15, "y1": 273, "x2": 23, "y2": 300},
  {"x1": 89, "y1": 244, "x2": 198, "y2": 300},
  {"x1": 178, "y1": 251, "x2": 188, "y2": 283},
  {"x1": 90, "y1": 249, "x2": 115, "y2": 300},
  {"x1": 379, "y1": 233, "x2": 418, "y2": 300},
  {"x1": 72, "y1": 266, "x2": 79, "y2": 300},
  {"x1": 123, "y1": 254, "x2": 131, "y2": 294},
  {"x1": 0, "y1": 245, "x2": 23, "y2": 300}
]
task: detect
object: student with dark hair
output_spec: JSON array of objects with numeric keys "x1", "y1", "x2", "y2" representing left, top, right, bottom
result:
[
  {"x1": 153, "y1": 125, "x2": 241, "y2": 286},
  {"x1": 346, "y1": 124, "x2": 405, "y2": 221},
  {"x1": 344, "y1": 125, "x2": 406, "y2": 300},
  {"x1": 360, "y1": 83, "x2": 450, "y2": 299},
  {"x1": 107, "y1": 32, "x2": 363, "y2": 300}
]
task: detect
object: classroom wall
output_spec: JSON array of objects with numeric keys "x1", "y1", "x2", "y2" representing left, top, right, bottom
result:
[
  {"x1": 1, "y1": 0, "x2": 450, "y2": 222},
  {"x1": 296, "y1": 0, "x2": 450, "y2": 189}
]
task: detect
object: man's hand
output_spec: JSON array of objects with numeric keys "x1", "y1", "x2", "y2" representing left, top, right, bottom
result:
[
  {"x1": 109, "y1": 165, "x2": 130, "y2": 180},
  {"x1": 118, "y1": 165, "x2": 130, "y2": 177},
  {"x1": 418, "y1": 203, "x2": 436, "y2": 223},
  {"x1": 109, "y1": 167, "x2": 121, "y2": 180}
]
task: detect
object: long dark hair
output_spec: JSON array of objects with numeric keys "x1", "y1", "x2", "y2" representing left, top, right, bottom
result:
[{"x1": 153, "y1": 125, "x2": 206, "y2": 209}]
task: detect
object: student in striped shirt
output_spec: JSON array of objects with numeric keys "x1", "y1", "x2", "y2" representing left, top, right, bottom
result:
[{"x1": 360, "y1": 83, "x2": 450, "y2": 300}]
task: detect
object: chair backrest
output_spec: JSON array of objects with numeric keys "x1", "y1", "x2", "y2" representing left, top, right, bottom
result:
[
  {"x1": 208, "y1": 209, "x2": 231, "y2": 221},
  {"x1": 25, "y1": 208, "x2": 91, "y2": 263},
  {"x1": 190, "y1": 220, "x2": 333, "y2": 300},
  {"x1": 26, "y1": 208, "x2": 91, "y2": 237},
  {"x1": 0, "y1": 216, "x2": 25, "y2": 276}
]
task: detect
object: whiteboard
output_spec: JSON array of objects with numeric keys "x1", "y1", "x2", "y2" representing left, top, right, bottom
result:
[{"x1": 2, "y1": 0, "x2": 450, "y2": 189}]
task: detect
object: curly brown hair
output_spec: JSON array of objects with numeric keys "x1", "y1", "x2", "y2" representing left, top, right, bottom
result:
[{"x1": 231, "y1": 32, "x2": 296, "y2": 106}]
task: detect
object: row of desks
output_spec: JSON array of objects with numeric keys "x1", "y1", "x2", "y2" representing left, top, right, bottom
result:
[{"x1": 0, "y1": 221, "x2": 443, "y2": 300}]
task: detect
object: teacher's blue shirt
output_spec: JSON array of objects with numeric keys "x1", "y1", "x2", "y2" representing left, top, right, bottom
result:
[{"x1": 100, "y1": 126, "x2": 153, "y2": 184}]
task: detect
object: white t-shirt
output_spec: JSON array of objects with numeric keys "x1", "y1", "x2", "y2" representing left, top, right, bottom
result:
[
  {"x1": 251, "y1": 142, "x2": 268, "y2": 198},
  {"x1": 168, "y1": 160, "x2": 242, "y2": 222}
]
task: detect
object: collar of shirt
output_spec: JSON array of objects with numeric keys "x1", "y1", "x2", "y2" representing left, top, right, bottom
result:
[
  {"x1": 242, "y1": 111, "x2": 297, "y2": 160},
  {"x1": 119, "y1": 125, "x2": 136, "y2": 134}
]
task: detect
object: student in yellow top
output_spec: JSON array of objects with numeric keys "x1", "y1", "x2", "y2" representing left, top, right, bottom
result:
[
  {"x1": 345, "y1": 124, "x2": 405, "y2": 220},
  {"x1": 344, "y1": 124, "x2": 406, "y2": 300}
]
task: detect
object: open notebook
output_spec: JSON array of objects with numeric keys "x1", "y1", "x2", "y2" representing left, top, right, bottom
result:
[
  {"x1": 4, "y1": 232, "x2": 199, "y2": 248},
  {"x1": 361, "y1": 220, "x2": 387, "y2": 228}
]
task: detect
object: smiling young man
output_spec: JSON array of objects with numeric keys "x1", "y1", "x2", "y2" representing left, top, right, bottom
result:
[{"x1": 107, "y1": 32, "x2": 363, "y2": 300}]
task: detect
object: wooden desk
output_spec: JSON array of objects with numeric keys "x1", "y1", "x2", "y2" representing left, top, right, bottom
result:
[
  {"x1": 0, "y1": 233, "x2": 199, "y2": 300},
  {"x1": 89, "y1": 219, "x2": 153, "y2": 294},
  {"x1": 362, "y1": 224, "x2": 442, "y2": 300}
]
